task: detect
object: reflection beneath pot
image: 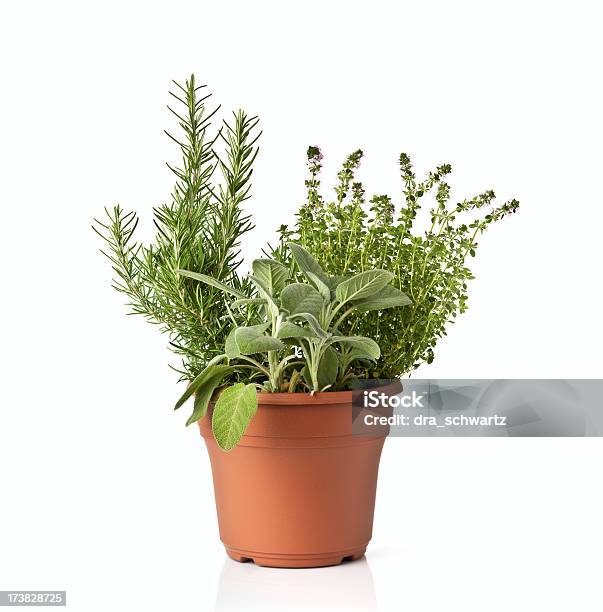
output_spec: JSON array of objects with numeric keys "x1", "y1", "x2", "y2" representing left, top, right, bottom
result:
[{"x1": 214, "y1": 556, "x2": 377, "y2": 611}]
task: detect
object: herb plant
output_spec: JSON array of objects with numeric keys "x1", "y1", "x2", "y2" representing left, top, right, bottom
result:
[
  {"x1": 174, "y1": 243, "x2": 410, "y2": 449},
  {"x1": 275, "y1": 147, "x2": 519, "y2": 378},
  {"x1": 95, "y1": 76, "x2": 520, "y2": 450},
  {"x1": 93, "y1": 75, "x2": 260, "y2": 379}
]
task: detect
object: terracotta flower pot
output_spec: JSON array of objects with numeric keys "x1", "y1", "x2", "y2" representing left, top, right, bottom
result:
[{"x1": 198, "y1": 390, "x2": 388, "y2": 568}]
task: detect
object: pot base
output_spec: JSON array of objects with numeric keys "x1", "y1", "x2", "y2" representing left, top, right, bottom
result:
[{"x1": 225, "y1": 546, "x2": 367, "y2": 568}]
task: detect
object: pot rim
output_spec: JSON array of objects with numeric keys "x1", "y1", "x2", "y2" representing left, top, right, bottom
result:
[{"x1": 256, "y1": 390, "x2": 352, "y2": 405}]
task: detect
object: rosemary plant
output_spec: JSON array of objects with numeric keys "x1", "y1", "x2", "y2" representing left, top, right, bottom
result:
[
  {"x1": 275, "y1": 147, "x2": 519, "y2": 378},
  {"x1": 94, "y1": 75, "x2": 260, "y2": 379}
]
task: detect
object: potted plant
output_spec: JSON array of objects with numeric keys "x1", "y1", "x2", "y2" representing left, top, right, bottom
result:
[{"x1": 95, "y1": 75, "x2": 519, "y2": 567}]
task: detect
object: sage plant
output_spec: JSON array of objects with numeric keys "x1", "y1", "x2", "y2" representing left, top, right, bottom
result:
[{"x1": 174, "y1": 244, "x2": 410, "y2": 448}]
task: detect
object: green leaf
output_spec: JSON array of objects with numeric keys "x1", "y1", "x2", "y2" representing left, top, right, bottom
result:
[
  {"x1": 353, "y1": 285, "x2": 412, "y2": 311},
  {"x1": 335, "y1": 270, "x2": 394, "y2": 304},
  {"x1": 186, "y1": 366, "x2": 234, "y2": 426},
  {"x1": 212, "y1": 383, "x2": 258, "y2": 450},
  {"x1": 276, "y1": 321, "x2": 314, "y2": 339},
  {"x1": 289, "y1": 312, "x2": 328, "y2": 338},
  {"x1": 287, "y1": 242, "x2": 329, "y2": 285},
  {"x1": 281, "y1": 283, "x2": 324, "y2": 318},
  {"x1": 235, "y1": 325, "x2": 284, "y2": 354},
  {"x1": 248, "y1": 275, "x2": 280, "y2": 319},
  {"x1": 230, "y1": 297, "x2": 267, "y2": 309},
  {"x1": 225, "y1": 328, "x2": 240, "y2": 359},
  {"x1": 252, "y1": 259, "x2": 289, "y2": 295},
  {"x1": 227, "y1": 323, "x2": 271, "y2": 358},
  {"x1": 306, "y1": 271, "x2": 330, "y2": 300},
  {"x1": 177, "y1": 269, "x2": 247, "y2": 299},
  {"x1": 327, "y1": 336, "x2": 381, "y2": 360},
  {"x1": 346, "y1": 347, "x2": 378, "y2": 364},
  {"x1": 174, "y1": 364, "x2": 234, "y2": 411},
  {"x1": 300, "y1": 365, "x2": 311, "y2": 389},
  {"x1": 317, "y1": 346, "x2": 339, "y2": 390}
]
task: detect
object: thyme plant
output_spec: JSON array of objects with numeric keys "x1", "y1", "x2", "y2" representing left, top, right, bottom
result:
[
  {"x1": 275, "y1": 147, "x2": 519, "y2": 378},
  {"x1": 94, "y1": 75, "x2": 260, "y2": 379}
]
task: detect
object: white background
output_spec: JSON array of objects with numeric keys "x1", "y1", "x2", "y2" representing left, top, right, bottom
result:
[{"x1": 1, "y1": 1, "x2": 602, "y2": 610}]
